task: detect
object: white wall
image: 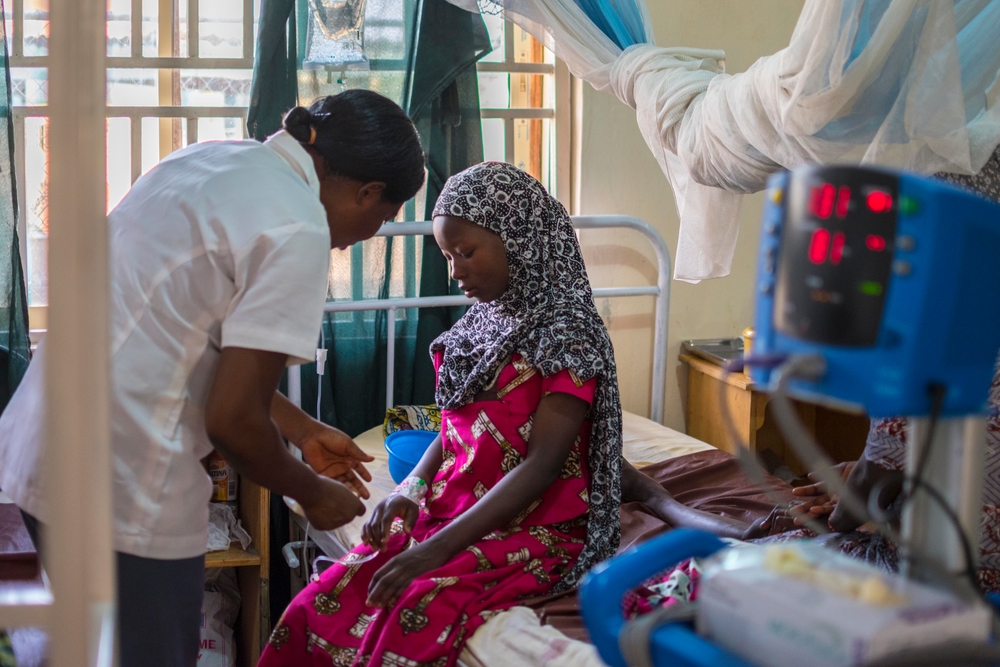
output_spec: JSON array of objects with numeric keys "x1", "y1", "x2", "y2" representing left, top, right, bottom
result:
[{"x1": 578, "y1": 0, "x2": 805, "y2": 431}]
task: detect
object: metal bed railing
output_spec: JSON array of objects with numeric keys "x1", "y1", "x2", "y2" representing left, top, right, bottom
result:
[{"x1": 289, "y1": 214, "x2": 672, "y2": 424}]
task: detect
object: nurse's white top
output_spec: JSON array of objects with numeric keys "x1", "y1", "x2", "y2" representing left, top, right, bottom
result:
[{"x1": 0, "y1": 131, "x2": 331, "y2": 559}]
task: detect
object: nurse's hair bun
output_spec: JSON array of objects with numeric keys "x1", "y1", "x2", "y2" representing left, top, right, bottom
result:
[
  {"x1": 282, "y1": 106, "x2": 314, "y2": 144},
  {"x1": 286, "y1": 91, "x2": 425, "y2": 204}
]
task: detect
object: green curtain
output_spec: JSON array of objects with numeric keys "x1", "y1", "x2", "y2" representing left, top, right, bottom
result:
[
  {"x1": 404, "y1": 0, "x2": 491, "y2": 404},
  {"x1": 289, "y1": 0, "x2": 421, "y2": 438},
  {"x1": 303, "y1": 0, "x2": 490, "y2": 431},
  {"x1": 247, "y1": 0, "x2": 297, "y2": 141},
  {"x1": 0, "y1": 0, "x2": 29, "y2": 415}
]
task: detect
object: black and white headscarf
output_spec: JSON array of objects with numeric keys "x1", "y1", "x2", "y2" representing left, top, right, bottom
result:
[{"x1": 431, "y1": 161, "x2": 622, "y2": 591}]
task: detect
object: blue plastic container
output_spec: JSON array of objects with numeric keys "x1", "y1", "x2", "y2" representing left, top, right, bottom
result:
[{"x1": 384, "y1": 430, "x2": 437, "y2": 484}]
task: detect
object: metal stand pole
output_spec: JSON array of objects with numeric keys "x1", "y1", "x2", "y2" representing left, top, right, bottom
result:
[{"x1": 902, "y1": 415, "x2": 985, "y2": 599}]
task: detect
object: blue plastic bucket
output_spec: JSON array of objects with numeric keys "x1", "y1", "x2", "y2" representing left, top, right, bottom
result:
[{"x1": 384, "y1": 430, "x2": 437, "y2": 484}]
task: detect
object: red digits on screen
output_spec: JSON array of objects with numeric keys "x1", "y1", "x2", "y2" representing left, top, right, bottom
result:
[
  {"x1": 806, "y1": 183, "x2": 889, "y2": 266},
  {"x1": 866, "y1": 234, "x2": 886, "y2": 251},
  {"x1": 810, "y1": 183, "x2": 852, "y2": 220},
  {"x1": 808, "y1": 228, "x2": 831, "y2": 264},
  {"x1": 830, "y1": 232, "x2": 845, "y2": 264},
  {"x1": 808, "y1": 185, "x2": 831, "y2": 218},
  {"x1": 811, "y1": 184, "x2": 892, "y2": 217},
  {"x1": 836, "y1": 186, "x2": 851, "y2": 218},
  {"x1": 809, "y1": 229, "x2": 846, "y2": 265}
]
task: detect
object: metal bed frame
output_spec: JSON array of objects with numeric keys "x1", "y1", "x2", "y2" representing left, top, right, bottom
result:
[{"x1": 288, "y1": 214, "x2": 672, "y2": 424}]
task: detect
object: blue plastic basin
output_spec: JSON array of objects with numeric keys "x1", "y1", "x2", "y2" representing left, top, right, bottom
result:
[{"x1": 384, "y1": 430, "x2": 437, "y2": 484}]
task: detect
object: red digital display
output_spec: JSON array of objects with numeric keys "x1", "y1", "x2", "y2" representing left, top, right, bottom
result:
[
  {"x1": 804, "y1": 181, "x2": 893, "y2": 266},
  {"x1": 810, "y1": 184, "x2": 893, "y2": 217},
  {"x1": 807, "y1": 230, "x2": 849, "y2": 265},
  {"x1": 809, "y1": 183, "x2": 856, "y2": 220},
  {"x1": 836, "y1": 186, "x2": 851, "y2": 218},
  {"x1": 819, "y1": 184, "x2": 836, "y2": 218},
  {"x1": 866, "y1": 234, "x2": 886, "y2": 251},
  {"x1": 830, "y1": 232, "x2": 846, "y2": 264},
  {"x1": 866, "y1": 190, "x2": 892, "y2": 213},
  {"x1": 808, "y1": 228, "x2": 831, "y2": 264}
]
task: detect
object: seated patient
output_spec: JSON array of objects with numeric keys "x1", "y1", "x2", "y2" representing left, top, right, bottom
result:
[{"x1": 259, "y1": 162, "x2": 627, "y2": 667}]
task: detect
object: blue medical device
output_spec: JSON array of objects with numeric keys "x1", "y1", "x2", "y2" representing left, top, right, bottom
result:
[
  {"x1": 581, "y1": 165, "x2": 1000, "y2": 667},
  {"x1": 752, "y1": 165, "x2": 1000, "y2": 417}
]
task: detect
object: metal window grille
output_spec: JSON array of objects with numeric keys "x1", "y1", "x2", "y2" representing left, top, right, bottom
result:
[
  {"x1": 476, "y1": 18, "x2": 570, "y2": 203},
  {"x1": 10, "y1": 0, "x2": 259, "y2": 308}
]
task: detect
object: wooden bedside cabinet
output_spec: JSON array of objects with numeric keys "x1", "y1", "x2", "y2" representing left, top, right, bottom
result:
[
  {"x1": 205, "y1": 479, "x2": 270, "y2": 666},
  {"x1": 679, "y1": 353, "x2": 870, "y2": 475}
]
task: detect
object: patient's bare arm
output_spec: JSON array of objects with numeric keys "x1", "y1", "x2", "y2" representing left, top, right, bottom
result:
[{"x1": 620, "y1": 460, "x2": 771, "y2": 540}]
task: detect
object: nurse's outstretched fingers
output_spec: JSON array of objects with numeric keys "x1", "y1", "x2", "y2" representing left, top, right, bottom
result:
[
  {"x1": 335, "y1": 467, "x2": 373, "y2": 500},
  {"x1": 299, "y1": 477, "x2": 365, "y2": 531},
  {"x1": 300, "y1": 425, "x2": 375, "y2": 488}
]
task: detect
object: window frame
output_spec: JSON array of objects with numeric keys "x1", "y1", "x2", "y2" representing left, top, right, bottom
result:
[
  {"x1": 12, "y1": 7, "x2": 572, "y2": 330},
  {"x1": 476, "y1": 20, "x2": 571, "y2": 207},
  {"x1": 11, "y1": 0, "x2": 257, "y2": 321}
]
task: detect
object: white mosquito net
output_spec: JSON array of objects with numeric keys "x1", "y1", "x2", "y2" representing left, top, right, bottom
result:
[{"x1": 448, "y1": 0, "x2": 1000, "y2": 281}]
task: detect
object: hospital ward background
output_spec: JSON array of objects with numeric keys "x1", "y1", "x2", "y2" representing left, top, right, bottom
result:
[{"x1": 1, "y1": 0, "x2": 1000, "y2": 666}]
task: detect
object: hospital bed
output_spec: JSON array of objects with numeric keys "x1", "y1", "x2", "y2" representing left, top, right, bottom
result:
[{"x1": 285, "y1": 215, "x2": 718, "y2": 666}]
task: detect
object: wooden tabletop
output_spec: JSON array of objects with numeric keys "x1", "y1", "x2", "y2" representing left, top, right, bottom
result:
[
  {"x1": 204, "y1": 544, "x2": 261, "y2": 569},
  {"x1": 678, "y1": 352, "x2": 757, "y2": 391}
]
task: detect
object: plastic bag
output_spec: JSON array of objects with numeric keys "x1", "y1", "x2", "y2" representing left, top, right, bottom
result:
[
  {"x1": 198, "y1": 568, "x2": 241, "y2": 667},
  {"x1": 302, "y1": 0, "x2": 370, "y2": 71},
  {"x1": 698, "y1": 543, "x2": 992, "y2": 667},
  {"x1": 206, "y1": 503, "x2": 252, "y2": 553}
]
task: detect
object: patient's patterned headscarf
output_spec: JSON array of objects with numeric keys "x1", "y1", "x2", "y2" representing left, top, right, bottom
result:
[{"x1": 431, "y1": 161, "x2": 622, "y2": 591}]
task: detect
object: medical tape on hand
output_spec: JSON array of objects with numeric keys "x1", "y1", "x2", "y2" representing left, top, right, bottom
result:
[{"x1": 392, "y1": 475, "x2": 428, "y2": 504}]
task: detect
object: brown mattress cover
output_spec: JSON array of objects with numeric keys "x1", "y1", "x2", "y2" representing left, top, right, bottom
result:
[
  {"x1": 0, "y1": 503, "x2": 40, "y2": 581},
  {"x1": 524, "y1": 449, "x2": 797, "y2": 642}
]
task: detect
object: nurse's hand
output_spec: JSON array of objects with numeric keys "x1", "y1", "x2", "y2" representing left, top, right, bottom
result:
[
  {"x1": 298, "y1": 476, "x2": 366, "y2": 531},
  {"x1": 298, "y1": 424, "x2": 375, "y2": 499}
]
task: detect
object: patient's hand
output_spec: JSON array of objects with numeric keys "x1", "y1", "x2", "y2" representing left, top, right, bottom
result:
[
  {"x1": 367, "y1": 541, "x2": 449, "y2": 608},
  {"x1": 362, "y1": 495, "x2": 420, "y2": 550},
  {"x1": 298, "y1": 424, "x2": 375, "y2": 499},
  {"x1": 828, "y1": 458, "x2": 902, "y2": 533},
  {"x1": 788, "y1": 461, "x2": 855, "y2": 527}
]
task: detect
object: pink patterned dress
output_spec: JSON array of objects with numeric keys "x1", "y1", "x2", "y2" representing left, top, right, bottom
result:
[{"x1": 259, "y1": 352, "x2": 596, "y2": 667}]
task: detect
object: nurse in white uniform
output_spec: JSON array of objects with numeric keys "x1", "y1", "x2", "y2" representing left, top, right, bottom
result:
[{"x1": 0, "y1": 89, "x2": 426, "y2": 667}]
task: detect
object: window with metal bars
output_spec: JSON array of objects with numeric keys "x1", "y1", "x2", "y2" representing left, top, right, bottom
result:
[
  {"x1": 7, "y1": 2, "x2": 570, "y2": 317},
  {"x1": 477, "y1": 15, "x2": 569, "y2": 198},
  {"x1": 8, "y1": 0, "x2": 260, "y2": 312}
]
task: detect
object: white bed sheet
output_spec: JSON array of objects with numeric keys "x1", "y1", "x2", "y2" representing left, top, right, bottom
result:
[{"x1": 298, "y1": 411, "x2": 714, "y2": 666}]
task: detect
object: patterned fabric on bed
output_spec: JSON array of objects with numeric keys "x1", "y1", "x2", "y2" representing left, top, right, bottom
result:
[
  {"x1": 621, "y1": 557, "x2": 704, "y2": 618},
  {"x1": 621, "y1": 530, "x2": 903, "y2": 618},
  {"x1": 382, "y1": 404, "x2": 442, "y2": 438}
]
